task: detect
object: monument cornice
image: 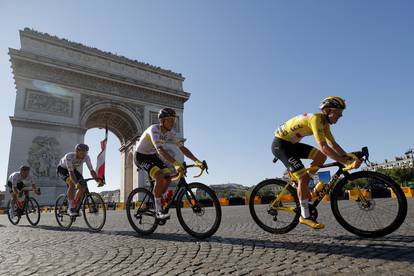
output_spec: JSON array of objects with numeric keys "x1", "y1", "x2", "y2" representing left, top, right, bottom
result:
[
  {"x1": 10, "y1": 116, "x2": 87, "y2": 133},
  {"x1": 9, "y1": 49, "x2": 190, "y2": 103},
  {"x1": 10, "y1": 53, "x2": 187, "y2": 108},
  {"x1": 20, "y1": 28, "x2": 185, "y2": 81}
]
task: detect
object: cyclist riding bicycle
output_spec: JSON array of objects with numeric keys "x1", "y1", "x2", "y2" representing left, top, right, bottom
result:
[
  {"x1": 272, "y1": 96, "x2": 361, "y2": 229},
  {"x1": 57, "y1": 143, "x2": 102, "y2": 216},
  {"x1": 134, "y1": 107, "x2": 206, "y2": 220},
  {"x1": 7, "y1": 165, "x2": 39, "y2": 218}
]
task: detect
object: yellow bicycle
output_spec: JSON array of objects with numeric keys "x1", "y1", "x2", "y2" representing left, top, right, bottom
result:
[{"x1": 249, "y1": 147, "x2": 407, "y2": 238}]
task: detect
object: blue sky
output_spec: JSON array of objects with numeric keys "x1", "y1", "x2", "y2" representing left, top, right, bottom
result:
[{"x1": 1, "y1": 1, "x2": 413, "y2": 192}]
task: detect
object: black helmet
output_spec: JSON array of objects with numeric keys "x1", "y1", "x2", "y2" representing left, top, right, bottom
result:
[
  {"x1": 19, "y1": 165, "x2": 30, "y2": 172},
  {"x1": 158, "y1": 108, "x2": 176, "y2": 119},
  {"x1": 320, "y1": 96, "x2": 346, "y2": 110},
  {"x1": 75, "y1": 143, "x2": 89, "y2": 152}
]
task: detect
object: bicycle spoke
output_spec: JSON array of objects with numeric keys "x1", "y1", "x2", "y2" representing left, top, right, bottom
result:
[
  {"x1": 249, "y1": 179, "x2": 299, "y2": 234},
  {"x1": 333, "y1": 171, "x2": 407, "y2": 237},
  {"x1": 176, "y1": 183, "x2": 221, "y2": 239},
  {"x1": 126, "y1": 188, "x2": 157, "y2": 235}
]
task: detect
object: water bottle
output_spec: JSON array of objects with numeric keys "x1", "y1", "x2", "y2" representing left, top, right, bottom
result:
[{"x1": 162, "y1": 190, "x2": 174, "y2": 208}]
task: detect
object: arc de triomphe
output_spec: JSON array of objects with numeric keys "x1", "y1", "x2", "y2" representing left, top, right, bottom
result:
[{"x1": 6, "y1": 29, "x2": 190, "y2": 205}]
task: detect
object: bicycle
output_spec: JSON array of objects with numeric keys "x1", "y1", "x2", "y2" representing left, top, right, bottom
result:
[
  {"x1": 54, "y1": 178, "x2": 106, "y2": 232},
  {"x1": 7, "y1": 187, "x2": 41, "y2": 226},
  {"x1": 249, "y1": 147, "x2": 408, "y2": 238},
  {"x1": 126, "y1": 161, "x2": 222, "y2": 239}
]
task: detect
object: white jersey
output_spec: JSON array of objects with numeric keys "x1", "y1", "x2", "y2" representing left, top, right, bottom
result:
[
  {"x1": 135, "y1": 124, "x2": 180, "y2": 155},
  {"x1": 8, "y1": 172, "x2": 35, "y2": 188},
  {"x1": 58, "y1": 152, "x2": 94, "y2": 171}
]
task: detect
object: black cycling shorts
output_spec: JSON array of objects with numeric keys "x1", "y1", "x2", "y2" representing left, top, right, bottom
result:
[
  {"x1": 134, "y1": 152, "x2": 171, "y2": 179},
  {"x1": 57, "y1": 166, "x2": 85, "y2": 186},
  {"x1": 271, "y1": 137, "x2": 320, "y2": 178},
  {"x1": 7, "y1": 181, "x2": 25, "y2": 193}
]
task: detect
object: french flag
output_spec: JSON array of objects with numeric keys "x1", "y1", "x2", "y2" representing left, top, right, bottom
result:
[{"x1": 96, "y1": 125, "x2": 108, "y2": 182}]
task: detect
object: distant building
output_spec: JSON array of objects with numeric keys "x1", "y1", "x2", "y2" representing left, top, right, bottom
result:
[
  {"x1": 100, "y1": 189, "x2": 120, "y2": 203},
  {"x1": 365, "y1": 149, "x2": 414, "y2": 171}
]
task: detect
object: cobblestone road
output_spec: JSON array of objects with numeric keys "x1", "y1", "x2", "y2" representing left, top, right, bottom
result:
[{"x1": 0, "y1": 199, "x2": 413, "y2": 275}]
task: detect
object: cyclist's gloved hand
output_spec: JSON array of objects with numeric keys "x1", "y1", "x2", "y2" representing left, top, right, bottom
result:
[
  {"x1": 195, "y1": 160, "x2": 206, "y2": 170},
  {"x1": 343, "y1": 154, "x2": 362, "y2": 171},
  {"x1": 75, "y1": 183, "x2": 82, "y2": 190},
  {"x1": 173, "y1": 160, "x2": 185, "y2": 173},
  {"x1": 346, "y1": 153, "x2": 359, "y2": 161},
  {"x1": 97, "y1": 179, "x2": 105, "y2": 187}
]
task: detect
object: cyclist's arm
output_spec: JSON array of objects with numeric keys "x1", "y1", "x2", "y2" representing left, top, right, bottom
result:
[
  {"x1": 319, "y1": 141, "x2": 348, "y2": 164},
  {"x1": 10, "y1": 174, "x2": 18, "y2": 191},
  {"x1": 328, "y1": 140, "x2": 347, "y2": 157},
  {"x1": 157, "y1": 147, "x2": 176, "y2": 164},
  {"x1": 179, "y1": 146, "x2": 199, "y2": 162},
  {"x1": 85, "y1": 155, "x2": 98, "y2": 179},
  {"x1": 29, "y1": 174, "x2": 37, "y2": 188}
]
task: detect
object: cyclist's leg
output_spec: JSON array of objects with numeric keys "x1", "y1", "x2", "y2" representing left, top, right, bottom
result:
[
  {"x1": 272, "y1": 138, "x2": 324, "y2": 229},
  {"x1": 135, "y1": 152, "x2": 171, "y2": 218},
  {"x1": 57, "y1": 166, "x2": 76, "y2": 213},
  {"x1": 73, "y1": 170, "x2": 85, "y2": 209},
  {"x1": 7, "y1": 181, "x2": 18, "y2": 205},
  {"x1": 307, "y1": 148, "x2": 327, "y2": 174}
]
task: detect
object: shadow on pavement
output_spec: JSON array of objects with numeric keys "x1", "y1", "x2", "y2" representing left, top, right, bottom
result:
[
  {"x1": 105, "y1": 230, "x2": 414, "y2": 263},
  {"x1": 15, "y1": 223, "x2": 414, "y2": 263}
]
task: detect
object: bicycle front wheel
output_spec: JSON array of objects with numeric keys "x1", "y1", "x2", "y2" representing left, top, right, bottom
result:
[
  {"x1": 126, "y1": 188, "x2": 158, "y2": 235},
  {"x1": 55, "y1": 194, "x2": 73, "y2": 230},
  {"x1": 25, "y1": 197, "x2": 40, "y2": 226},
  {"x1": 6, "y1": 200, "x2": 20, "y2": 225},
  {"x1": 331, "y1": 171, "x2": 407, "y2": 238},
  {"x1": 83, "y1": 192, "x2": 106, "y2": 232},
  {"x1": 176, "y1": 182, "x2": 222, "y2": 239},
  {"x1": 249, "y1": 179, "x2": 300, "y2": 234}
]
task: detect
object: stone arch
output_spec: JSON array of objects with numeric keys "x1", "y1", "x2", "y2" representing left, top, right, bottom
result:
[
  {"x1": 81, "y1": 102, "x2": 143, "y2": 202},
  {"x1": 80, "y1": 101, "x2": 143, "y2": 145}
]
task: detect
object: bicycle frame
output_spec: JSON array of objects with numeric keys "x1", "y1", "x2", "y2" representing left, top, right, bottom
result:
[
  {"x1": 135, "y1": 163, "x2": 207, "y2": 217},
  {"x1": 270, "y1": 147, "x2": 371, "y2": 211},
  {"x1": 70, "y1": 178, "x2": 97, "y2": 213}
]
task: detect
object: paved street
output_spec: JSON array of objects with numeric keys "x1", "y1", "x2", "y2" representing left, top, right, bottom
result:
[{"x1": 0, "y1": 199, "x2": 413, "y2": 275}]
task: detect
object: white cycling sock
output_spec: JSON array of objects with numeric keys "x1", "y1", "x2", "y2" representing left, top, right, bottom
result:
[
  {"x1": 155, "y1": 197, "x2": 162, "y2": 212},
  {"x1": 299, "y1": 199, "x2": 310, "y2": 218}
]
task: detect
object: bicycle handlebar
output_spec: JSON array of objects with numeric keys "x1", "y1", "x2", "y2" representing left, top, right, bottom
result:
[
  {"x1": 318, "y1": 146, "x2": 370, "y2": 170},
  {"x1": 171, "y1": 160, "x2": 208, "y2": 182}
]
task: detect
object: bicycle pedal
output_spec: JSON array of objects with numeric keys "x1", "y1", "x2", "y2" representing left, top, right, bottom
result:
[{"x1": 156, "y1": 219, "x2": 167, "y2": 226}]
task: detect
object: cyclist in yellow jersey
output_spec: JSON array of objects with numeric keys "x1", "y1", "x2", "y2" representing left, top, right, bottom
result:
[{"x1": 272, "y1": 96, "x2": 360, "y2": 229}]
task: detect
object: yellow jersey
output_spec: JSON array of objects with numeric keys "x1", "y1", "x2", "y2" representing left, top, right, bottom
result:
[{"x1": 275, "y1": 113, "x2": 335, "y2": 144}]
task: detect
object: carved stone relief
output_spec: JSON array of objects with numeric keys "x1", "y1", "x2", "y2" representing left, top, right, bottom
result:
[
  {"x1": 27, "y1": 136, "x2": 61, "y2": 178},
  {"x1": 24, "y1": 89, "x2": 73, "y2": 117}
]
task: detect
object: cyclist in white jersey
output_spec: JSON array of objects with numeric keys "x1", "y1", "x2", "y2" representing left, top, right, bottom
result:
[
  {"x1": 135, "y1": 108, "x2": 206, "y2": 220},
  {"x1": 57, "y1": 143, "x2": 99, "y2": 216},
  {"x1": 7, "y1": 165, "x2": 38, "y2": 218}
]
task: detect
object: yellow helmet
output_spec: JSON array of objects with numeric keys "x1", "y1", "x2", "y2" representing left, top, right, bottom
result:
[{"x1": 320, "y1": 96, "x2": 346, "y2": 110}]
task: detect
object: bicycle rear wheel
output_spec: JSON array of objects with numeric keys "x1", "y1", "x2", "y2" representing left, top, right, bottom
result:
[
  {"x1": 176, "y1": 182, "x2": 222, "y2": 239},
  {"x1": 126, "y1": 188, "x2": 158, "y2": 235},
  {"x1": 331, "y1": 171, "x2": 407, "y2": 238},
  {"x1": 25, "y1": 197, "x2": 40, "y2": 226},
  {"x1": 249, "y1": 179, "x2": 300, "y2": 234},
  {"x1": 6, "y1": 200, "x2": 20, "y2": 225},
  {"x1": 55, "y1": 194, "x2": 73, "y2": 230},
  {"x1": 83, "y1": 192, "x2": 106, "y2": 232}
]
